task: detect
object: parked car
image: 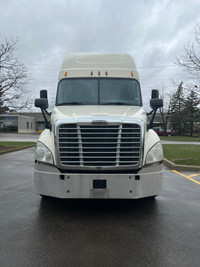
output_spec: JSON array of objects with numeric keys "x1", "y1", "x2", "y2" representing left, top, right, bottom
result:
[{"x1": 153, "y1": 127, "x2": 174, "y2": 136}]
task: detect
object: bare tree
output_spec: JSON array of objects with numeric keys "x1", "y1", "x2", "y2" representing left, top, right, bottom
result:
[
  {"x1": 153, "y1": 85, "x2": 173, "y2": 134},
  {"x1": 159, "y1": 94, "x2": 172, "y2": 134},
  {"x1": 176, "y1": 25, "x2": 200, "y2": 83},
  {"x1": 0, "y1": 38, "x2": 32, "y2": 114}
]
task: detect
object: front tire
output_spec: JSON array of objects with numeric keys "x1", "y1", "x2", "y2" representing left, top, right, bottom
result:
[{"x1": 40, "y1": 194, "x2": 54, "y2": 200}]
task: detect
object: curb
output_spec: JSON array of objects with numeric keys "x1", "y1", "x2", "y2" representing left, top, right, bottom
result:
[
  {"x1": 0, "y1": 145, "x2": 35, "y2": 155},
  {"x1": 163, "y1": 158, "x2": 200, "y2": 171}
]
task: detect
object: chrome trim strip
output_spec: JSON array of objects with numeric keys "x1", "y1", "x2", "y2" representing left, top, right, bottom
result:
[
  {"x1": 116, "y1": 124, "x2": 122, "y2": 166},
  {"x1": 77, "y1": 124, "x2": 83, "y2": 167}
]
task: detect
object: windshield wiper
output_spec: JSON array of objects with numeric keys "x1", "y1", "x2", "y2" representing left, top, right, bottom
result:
[
  {"x1": 58, "y1": 102, "x2": 83, "y2": 105},
  {"x1": 102, "y1": 102, "x2": 128, "y2": 105}
]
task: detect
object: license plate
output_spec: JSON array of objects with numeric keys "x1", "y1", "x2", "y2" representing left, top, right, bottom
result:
[{"x1": 93, "y1": 180, "x2": 107, "y2": 189}]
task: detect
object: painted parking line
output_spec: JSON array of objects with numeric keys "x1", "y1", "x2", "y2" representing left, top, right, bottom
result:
[
  {"x1": 188, "y1": 174, "x2": 199, "y2": 178},
  {"x1": 172, "y1": 170, "x2": 200, "y2": 185}
]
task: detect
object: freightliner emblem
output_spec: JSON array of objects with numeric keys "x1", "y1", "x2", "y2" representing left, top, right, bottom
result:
[{"x1": 91, "y1": 120, "x2": 108, "y2": 124}]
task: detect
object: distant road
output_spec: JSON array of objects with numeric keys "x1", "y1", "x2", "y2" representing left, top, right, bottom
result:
[
  {"x1": 0, "y1": 133, "x2": 39, "y2": 142},
  {"x1": 161, "y1": 140, "x2": 200, "y2": 145}
]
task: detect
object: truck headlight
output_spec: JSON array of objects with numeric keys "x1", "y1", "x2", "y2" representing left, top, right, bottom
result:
[
  {"x1": 145, "y1": 142, "x2": 163, "y2": 165},
  {"x1": 35, "y1": 142, "x2": 53, "y2": 164}
]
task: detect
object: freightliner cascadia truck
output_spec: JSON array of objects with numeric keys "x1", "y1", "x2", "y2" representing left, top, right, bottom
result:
[{"x1": 34, "y1": 53, "x2": 163, "y2": 199}]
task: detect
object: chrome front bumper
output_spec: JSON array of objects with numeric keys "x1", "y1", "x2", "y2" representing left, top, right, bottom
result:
[{"x1": 34, "y1": 163, "x2": 163, "y2": 199}]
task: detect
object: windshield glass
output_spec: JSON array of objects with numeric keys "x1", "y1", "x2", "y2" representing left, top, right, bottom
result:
[{"x1": 56, "y1": 78, "x2": 142, "y2": 106}]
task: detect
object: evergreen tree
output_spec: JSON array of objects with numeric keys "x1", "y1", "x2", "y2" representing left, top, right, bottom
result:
[
  {"x1": 169, "y1": 82, "x2": 186, "y2": 135},
  {"x1": 184, "y1": 90, "x2": 200, "y2": 136}
]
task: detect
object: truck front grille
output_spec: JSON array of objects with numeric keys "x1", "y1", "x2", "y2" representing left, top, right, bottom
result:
[{"x1": 58, "y1": 123, "x2": 141, "y2": 168}]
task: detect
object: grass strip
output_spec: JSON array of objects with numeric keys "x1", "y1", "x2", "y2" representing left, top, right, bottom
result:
[
  {"x1": 160, "y1": 136, "x2": 200, "y2": 142},
  {"x1": 163, "y1": 144, "x2": 200, "y2": 166},
  {"x1": 0, "y1": 141, "x2": 36, "y2": 154}
]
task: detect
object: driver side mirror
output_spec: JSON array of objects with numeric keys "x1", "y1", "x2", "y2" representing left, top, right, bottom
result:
[
  {"x1": 35, "y1": 98, "x2": 49, "y2": 109},
  {"x1": 35, "y1": 89, "x2": 49, "y2": 109},
  {"x1": 148, "y1": 89, "x2": 163, "y2": 130},
  {"x1": 34, "y1": 90, "x2": 50, "y2": 129},
  {"x1": 151, "y1": 89, "x2": 159, "y2": 99},
  {"x1": 40, "y1": 89, "x2": 48, "y2": 99},
  {"x1": 150, "y1": 98, "x2": 163, "y2": 109},
  {"x1": 150, "y1": 89, "x2": 163, "y2": 109}
]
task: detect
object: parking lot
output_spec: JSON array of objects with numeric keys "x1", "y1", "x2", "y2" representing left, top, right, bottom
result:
[{"x1": 0, "y1": 147, "x2": 200, "y2": 267}]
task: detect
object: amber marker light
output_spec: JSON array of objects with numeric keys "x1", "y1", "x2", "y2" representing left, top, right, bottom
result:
[
  {"x1": 105, "y1": 71, "x2": 108, "y2": 76},
  {"x1": 131, "y1": 71, "x2": 134, "y2": 77},
  {"x1": 98, "y1": 71, "x2": 101, "y2": 76},
  {"x1": 91, "y1": 71, "x2": 93, "y2": 76},
  {"x1": 65, "y1": 72, "x2": 67, "y2": 77}
]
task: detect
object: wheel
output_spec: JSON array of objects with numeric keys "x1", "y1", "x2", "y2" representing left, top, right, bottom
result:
[
  {"x1": 40, "y1": 194, "x2": 54, "y2": 200},
  {"x1": 146, "y1": 195, "x2": 157, "y2": 199}
]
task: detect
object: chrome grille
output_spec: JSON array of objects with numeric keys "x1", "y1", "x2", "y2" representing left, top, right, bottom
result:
[{"x1": 58, "y1": 123, "x2": 141, "y2": 168}]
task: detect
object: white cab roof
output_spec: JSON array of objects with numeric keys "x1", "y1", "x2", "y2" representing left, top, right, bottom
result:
[{"x1": 59, "y1": 53, "x2": 139, "y2": 81}]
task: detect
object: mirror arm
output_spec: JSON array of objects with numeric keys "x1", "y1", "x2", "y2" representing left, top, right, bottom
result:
[
  {"x1": 147, "y1": 109, "x2": 154, "y2": 116},
  {"x1": 148, "y1": 107, "x2": 158, "y2": 130},
  {"x1": 41, "y1": 108, "x2": 51, "y2": 129},
  {"x1": 44, "y1": 109, "x2": 51, "y2": 116}
]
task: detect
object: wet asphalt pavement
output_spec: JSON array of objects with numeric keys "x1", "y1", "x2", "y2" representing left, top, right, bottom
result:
[{"x1": 0, "y1": 148, "x2": 200, "y2": 267}]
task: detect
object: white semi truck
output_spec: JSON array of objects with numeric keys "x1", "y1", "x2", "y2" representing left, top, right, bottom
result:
[{"x1": 34, "y1": 53, "x2": 163, "y2": 199}]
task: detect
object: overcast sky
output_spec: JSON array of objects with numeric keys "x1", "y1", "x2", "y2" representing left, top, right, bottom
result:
[{"x1": 1, "y1": 0, "x2": 200, "y2": 110}]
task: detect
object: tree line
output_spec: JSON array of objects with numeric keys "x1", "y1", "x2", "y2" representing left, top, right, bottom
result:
[
  {"x1": 159, "y1": 25, "x2": 200, "y2": 136},
  {"x1": 168, "y1": 82, "x2": 200, "y2": 136}
]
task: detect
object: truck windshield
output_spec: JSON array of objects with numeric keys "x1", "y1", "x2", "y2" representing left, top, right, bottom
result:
[{"x1": 56, "y1": 78, "x2": 142, "y2": 106}]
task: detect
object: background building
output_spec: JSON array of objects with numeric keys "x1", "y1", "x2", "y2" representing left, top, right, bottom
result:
[
  {"x1": 0, "y1": 114, "x2": 37, "y2": 133},
  {"x1": 0, "y1": 111, "x2": 164, "y2": 133}
]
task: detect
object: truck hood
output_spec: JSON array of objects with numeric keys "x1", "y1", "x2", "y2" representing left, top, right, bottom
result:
[{"x1": 51, "y1": 105, "x2": 147, "y2": 124}]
